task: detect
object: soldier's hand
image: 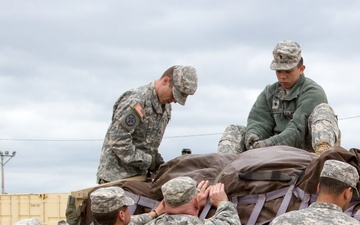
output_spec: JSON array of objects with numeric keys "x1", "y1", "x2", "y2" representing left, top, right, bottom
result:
[
  {"x1": 155, "y1": 152, "x2": 165, "y2": 169},
  {"x1": 245, "y1": 133, "x2": 260, "y2": 149},
  {"x1": 65, "y1": 195, "x2": 80, "y2": 225},
  {"x1": 209, "y1": 183, "x2": 228, "y2": 208},
  {"x1": 252, "y1": 138, "x2": 275, "y2": 149},
  {"x1": 197, "y1": 180, "x2": 210, "y2": 208}
]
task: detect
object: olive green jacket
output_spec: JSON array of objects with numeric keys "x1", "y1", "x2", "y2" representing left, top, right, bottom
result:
[{"x1": 246, "y1": 74, "x2": 327, "y2": 149}]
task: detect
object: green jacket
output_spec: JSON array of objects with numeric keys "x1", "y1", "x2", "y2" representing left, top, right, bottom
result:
[{"x1": 246, "y1": 74, "x2": 327, "y2": 149}]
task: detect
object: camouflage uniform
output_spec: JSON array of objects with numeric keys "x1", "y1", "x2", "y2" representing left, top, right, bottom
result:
[
  {"x1": 270, "y1": 160, "x2": 360, "y2": 225},
  {"x1": 13, "y1": 218, "x2": 42, "y2": 225},
  {"x1": 96, "y1": 66, "x2": 198, "y2": 183},
  {"x1": 90, "y1": 186, "x2": 155, "y2": 225},
  {"x1": 145, "y1": 176, "x2": 241, "y2": 225},
  {"x1": 218, "y1": 40, "x2": 340, "y2": 154}
]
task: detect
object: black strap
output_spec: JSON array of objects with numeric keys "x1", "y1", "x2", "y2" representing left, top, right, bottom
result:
[{"x1": 238, "y1": 171, "x2": 292, "y2": 182}]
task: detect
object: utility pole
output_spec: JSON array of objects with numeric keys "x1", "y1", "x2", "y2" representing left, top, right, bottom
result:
[{"x1": 0, "y1": 151, "x2": 16, "y2": 194}]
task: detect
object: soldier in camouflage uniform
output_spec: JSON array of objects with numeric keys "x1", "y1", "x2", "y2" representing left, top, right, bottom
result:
[
  {"x1": 90, "y1": 186, "x2": 165, "y2": 225},
  {"x1": 145, "y1": 176, "x2": 241, "y2": 225},
  {"x1": 270, "y1": 160, "x2": 360, "y2": 225},
  {"x1": 96, "y1": 66, "x2": 198, "y2": 183},
  {"x1": 218, "y1": 40, "x2": 341, "y2": 155}
]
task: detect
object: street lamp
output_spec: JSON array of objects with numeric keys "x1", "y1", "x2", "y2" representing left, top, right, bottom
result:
[{"x1": 0, "y1": 151, "x2": 16, "y2": 194}]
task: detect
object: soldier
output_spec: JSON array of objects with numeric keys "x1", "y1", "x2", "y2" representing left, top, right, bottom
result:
[
  {"x1": 90, "y1": 186, "x2": 165, "y2": 225},
  {"x1": 270, "y1": 160, "x2": 360, "y2": 225},
  {"x1": 96, "y1": 65, "x2": 198, "y2": 183},
  {"x1": 218, "y1": 40, "x2": 340, "y2": 155},
  {"x1": 145, "y1": 176, "x2": 241, "y2": 225}
]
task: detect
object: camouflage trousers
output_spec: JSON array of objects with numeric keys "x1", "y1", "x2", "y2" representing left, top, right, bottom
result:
[{"x1": 217, "y1": 103, "x2": 341, "y2": 154}]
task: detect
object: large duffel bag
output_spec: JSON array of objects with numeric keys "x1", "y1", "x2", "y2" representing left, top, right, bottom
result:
[{"x1": 78, "y1": 146, "x2": 360, "y2": 225}]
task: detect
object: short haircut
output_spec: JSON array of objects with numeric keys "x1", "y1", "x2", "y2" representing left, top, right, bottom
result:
[
  {"x1": 319, "y1": 177, "x2": 350, "y2": 196},
  {"x1": 92, "y1": 206, "x2": 127, "y2": 225},
  {"x1": 160, "y1": 66, "x2": 174, "y2": 87},
  {"x1": 296, "y1": 57, "x2": 304, "y2": 68}
]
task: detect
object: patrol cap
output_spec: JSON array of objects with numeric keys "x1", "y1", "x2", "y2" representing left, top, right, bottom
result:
[
  {"x1": 172, "y1": 65, "x2": 198, "y2": 106},
  {"x1": 161, "y1": 176, "x2": 198, "y2": 207},
  {"x1": 270, "y1": 40, "x2": 302, "y2": 71},
  {"x1": 13, "y1": 218, "x2": 42, "y2": 225},
  {"x1": 321, "y1": 160, "x2": 359, "y2": 195},
  {"x1": 90, "y1": 186, "x2": 134, "y2": 213}
]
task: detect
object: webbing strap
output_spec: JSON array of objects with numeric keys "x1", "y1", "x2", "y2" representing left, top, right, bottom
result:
[
  {"x1": 235, "y1": 186, "x2": 294, "y2": 225},
  {"x1": 276, "y1": 184, "x2": 295, "y2": 216},
  {"x1": 124, "y1": 191, "x2": 160, "y2": 215},
  {"x1": 238, "y1": 171, "x2": 292, "y2": 182},
  {"x1": 237, "y1": 186, "x2": 291, "y2": 205},
  {"x1": 247, "y1": 194, "x2": 266, "y2": 225},
  {"x1": 292, "y1": 187, "x2": 317, "y2": 210},
  {"x1": 199, "y1": 199, "x2": 212, "y2": 221}
]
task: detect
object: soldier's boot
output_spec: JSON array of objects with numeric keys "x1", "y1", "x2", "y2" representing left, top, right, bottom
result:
[{"x1": 314, "y1": 143, "x2": 331, "y2": 155}]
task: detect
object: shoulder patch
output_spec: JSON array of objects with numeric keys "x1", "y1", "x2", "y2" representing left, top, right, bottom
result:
[
  {"x1": 121, "y1": 111, "x2": 140, "y2": 132},
  {"x1": 133, "y1": 103, "x2": 145, "y2": 119}
]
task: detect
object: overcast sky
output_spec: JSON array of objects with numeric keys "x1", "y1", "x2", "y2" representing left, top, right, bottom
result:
[{"x1": 1, "y1": 0, "x2": 360, "y2": 194}]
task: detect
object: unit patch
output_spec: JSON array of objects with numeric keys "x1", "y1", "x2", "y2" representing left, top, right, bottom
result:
[{"x1": 125, "y1": 114, "x2": 136, "y2": 126}]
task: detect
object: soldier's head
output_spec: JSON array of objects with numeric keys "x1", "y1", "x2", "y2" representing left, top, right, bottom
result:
[
  {"x1": 319, "y1": 160, "x2": 359, "y2": 209},
  {"x1": 161, "y1": 176, "x2": 198, "y2": 208},
  {"x1": 90, "y1": 186, "x2": 134, "y2": 225},
  {"x1": 270, "y1": 40, "x2": 305, "y2": 90},
  {"x1": 157, "y1": 65, "x2": 198, "y2": 105}
]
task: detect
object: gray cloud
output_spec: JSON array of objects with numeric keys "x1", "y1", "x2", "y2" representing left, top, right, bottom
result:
[{"x1": 1, "y1": 0, "x2": 360, "y2": 194}]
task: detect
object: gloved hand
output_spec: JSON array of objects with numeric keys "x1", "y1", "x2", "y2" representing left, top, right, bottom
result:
[
  {"x1": 65, "y1": 195, "x2": 80, "y2": 225},
  {"x1": 149, "y1": 152, "x2": 165, "y2": 173},
  {"x1": 252, "y1": 138, "x2": 275, "y2": 149},
  {"x1": 245, "y1": 133, "x2": 260, "y2": 150}
]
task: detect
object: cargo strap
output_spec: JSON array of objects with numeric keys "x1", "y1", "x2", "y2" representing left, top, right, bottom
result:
[{"x1": 124, "y1": 191, "x2": 160, "y2": 214}]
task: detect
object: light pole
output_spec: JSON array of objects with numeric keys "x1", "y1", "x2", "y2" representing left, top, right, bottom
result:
[{"x1": 0, "y1": 151, "x2": 16, "y2": 194}]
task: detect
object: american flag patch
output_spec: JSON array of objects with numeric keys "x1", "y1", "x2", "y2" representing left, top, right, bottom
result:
[{"x1": 133, "y1": 103, "x2": 145, "y2": 119}]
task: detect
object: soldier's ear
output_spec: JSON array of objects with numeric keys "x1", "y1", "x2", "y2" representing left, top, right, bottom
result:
[
  {"x1": 344, "y1": 187, "x2": 353, "y2": 201},
  {"x1": 118, "y1": 210, "x2": 125, "y2": 221}
]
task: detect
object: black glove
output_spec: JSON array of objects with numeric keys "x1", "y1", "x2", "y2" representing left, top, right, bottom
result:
[
  {"x1": 245, "y1": 133, "x2": 260, "y2": 150},
  {"x1": 149, "y1": 152, "x2": 165, "y2": 172},
  {"x1": 252, "y1": 138, "x2": 275, "y2": 149}
]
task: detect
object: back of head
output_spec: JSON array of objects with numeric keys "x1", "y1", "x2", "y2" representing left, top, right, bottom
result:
[
  {"x1": 320, "y1": 159, "x2": 359, "y2": 196},
  {"x1": 270, "y1": 40, "x2": 302, "y2": 71},
  {"x1": 13, "y1": 218, "x2": 42, "y2": 225},
  {"x1": 90, "y1": 186, "x2": 134, "y2": 213},
  {"x1": 161, "y1": 176, "x2": 197, "y2": 207}
]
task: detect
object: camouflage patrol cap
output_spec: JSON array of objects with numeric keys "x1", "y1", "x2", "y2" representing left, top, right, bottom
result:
[
  {"x1": 161, "y1": 176, "x2": 198, "y2": 207},
  {"x1": 270, "y1": 40, "x2": 302, "y2": 70},
  {"x1": 13, "y1": 218, "x2": 42, "y2": 225},
  {"x1": 90, "y1": 186, "x2": 134, "y2": 213},
  {"x1": 172, "y1": 65, "x2": 198, "y2": 106},
  {"x1": 321, "y1": 160, "x2": 359, "y2": 195}
]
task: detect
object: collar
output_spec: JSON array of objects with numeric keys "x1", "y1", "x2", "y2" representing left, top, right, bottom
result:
[
  {"x1": 149, "y1": 82, "x2": 165, "y2": 114},
  {"x1": 309, "y1": 201, "x2": 343, "y2": 212}
]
